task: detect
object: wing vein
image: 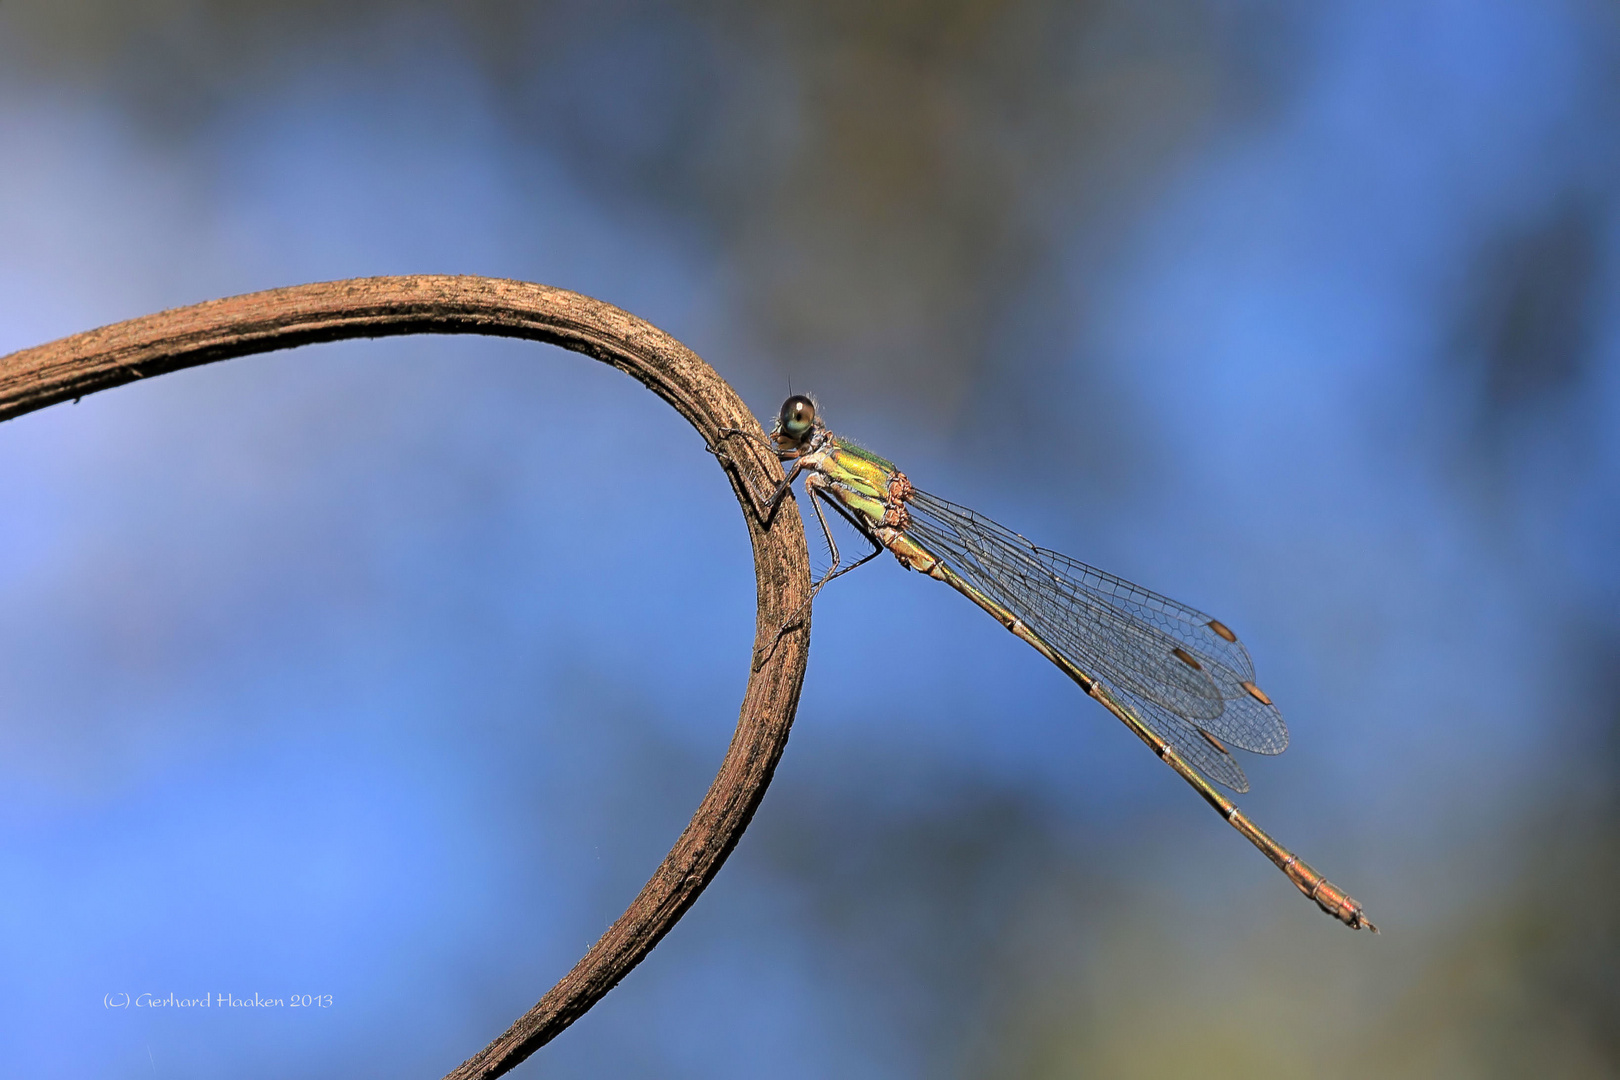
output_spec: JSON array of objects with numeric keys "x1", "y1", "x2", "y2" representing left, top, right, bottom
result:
[{"x1": 904, "y1": 489, "x2": 1289, "y2": 792}]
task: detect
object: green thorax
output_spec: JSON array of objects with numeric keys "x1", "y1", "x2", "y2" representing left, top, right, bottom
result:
[{"x1": 811, "y1": 434, "x2": 901, "y2": 527}]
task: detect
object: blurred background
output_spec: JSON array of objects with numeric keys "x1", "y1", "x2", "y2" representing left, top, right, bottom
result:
[{"x1": 2, "y1": 2, "x2": 1617, "y2": 1076}]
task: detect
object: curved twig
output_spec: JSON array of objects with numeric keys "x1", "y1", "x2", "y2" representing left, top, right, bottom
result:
[{"x1": 0, "y1": 275, "x2": 813, "y2": 1079}]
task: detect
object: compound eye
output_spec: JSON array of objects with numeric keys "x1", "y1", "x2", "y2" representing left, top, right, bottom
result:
[{"x1": 778, "y1": 395, "x2": 816, "y2": 440}]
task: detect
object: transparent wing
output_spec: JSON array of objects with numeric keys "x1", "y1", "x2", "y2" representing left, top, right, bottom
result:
[
  {"x1": 1105, "y1": 683, "x2": 1251, "y2": 793},
  {"x1": 905, "y1": 490, "x2": 1288, "y2": 793}
]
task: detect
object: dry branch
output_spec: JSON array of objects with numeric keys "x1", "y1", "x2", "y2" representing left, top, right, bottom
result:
[{"x1": 0, "y1": 275, "x2": 814, "y2": 1079}]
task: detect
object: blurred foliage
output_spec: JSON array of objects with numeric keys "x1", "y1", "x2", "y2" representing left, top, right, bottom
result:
[
  {"x1": 749, "y1": 751, "x2": 1620, "y2": 1079},
  {"x1": 1449, "y1": 195, "x2": 1609, "y2": 493},
  {"x1": 6, "y1": 0, "x2": 1299, "y2": 427}
]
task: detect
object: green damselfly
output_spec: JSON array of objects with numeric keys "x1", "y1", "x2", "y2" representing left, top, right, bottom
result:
[{"x1": 729, "y1": 395, "x2": 1375, "y2": 932}]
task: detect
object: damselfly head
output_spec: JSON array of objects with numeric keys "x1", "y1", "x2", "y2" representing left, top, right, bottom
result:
[{"x1": 772, "y1": 394, "x2": 819, "y2": 451}]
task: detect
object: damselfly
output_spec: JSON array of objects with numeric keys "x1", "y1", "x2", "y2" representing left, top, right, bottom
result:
[{"x1": 727, "y1": 395, "x2": 1375, "y2": 932}]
